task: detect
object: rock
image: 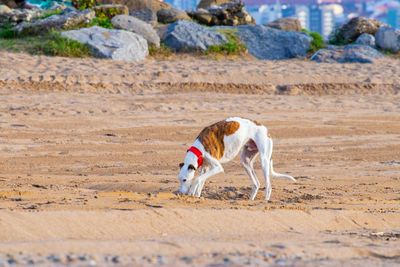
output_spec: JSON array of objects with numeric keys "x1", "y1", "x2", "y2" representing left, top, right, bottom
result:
[
  {"x1": 111, "y1": 14, "x2": 160, "y2": 47},
  {"x1": 311, "y1": 44, "x2": 383, "y2": 63},
  {"x1": 235, "y1": 25, "x2": 312, "y2": 60},
  {"x1": 93, "y1": 4, "x2": 129, "y2": 19},
  {"x1": 0, "y1": 4, "x2": 11, "y2": 14},
  {"x1": 154, "y1": 24, "x2": 168, "y2": 41},
  {"x1": 157, "y1": 8, "x2": 190, "y2": 24},
  {"x1": 14, "y1": 9, "x2": 95, "y2": 34},
  {"x1": 355, "y1": 33, "x2": 375, "y2": 47},
  {"x1": 0, "y1": 7, "x2": 43, "y2": 25},
  {"x1": 264, "y1": 17, "x2": 302, "y2": 32},
  {"x1": 375, "y1": 26, "x2": 400, "y2": 53},
  {"x1": 49, "y1": 2, "x2": 70, "y2": 11},
  {"x1": 130, "y1": 8, "x2": 156, "y2": 24},
  {"x1": 61, "y1": 26, "x2": 148, "y2": 62},
  {"x1": 338, "y1": 17, "x2": 387, "y2": 43},
  {"x1": 187, "y1": 1, "x2": 254, "y2": 26},
  {"x1": 97, "y1": 0, "x2": 171, "y2": 14},
  {"x1": 0, "y1": 0, "x2": 18, "y2": 9},
  {"x1": 164, "y1": 20, "x2": 227, "y2": 51},
  {"x1": 197, "y1": 0, "x2": 231, "y2": 9}
]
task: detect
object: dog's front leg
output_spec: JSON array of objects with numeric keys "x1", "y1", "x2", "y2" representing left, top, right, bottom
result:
[{"x1": 188, "y1": 161, "x2": 223, "y2": 197}]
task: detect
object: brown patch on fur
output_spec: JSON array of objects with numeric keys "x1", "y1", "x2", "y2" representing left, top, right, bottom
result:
[
  {"x1": 197, "y1": 120, "x2": 240, "y2": 159},
  {"x1": 250, "y1": 119, "x2": 263, "y2": 126},
  {"x1": 250, "y1": 119, "x2": 271, "y2": 138}
]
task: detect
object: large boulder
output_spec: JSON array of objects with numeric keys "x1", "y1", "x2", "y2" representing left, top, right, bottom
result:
[
  {"x1": 157, "y1": 7, "x2": 190, "y2": 24},
  {"x1": 130, "y1": 8, "x2": 156, "y2": 24},
  {"x1": 14, "y1": 9, "x2": 95, "y2": 34},
  {"x1": 164, "y1": 20, "x2": 228, "y2": 52},
  {"x1": 0, "y1": 0, "x2": 19, "y2": 8},
  {"x1": 234, "y1": 25, "x2": 312, "y2": 60},
  {"x1": 61, "y1": 26, "x2": 148, "y2": 62},
  {"x1": 264, "y1": 17, "x2": 302, "y2": 32},
  {"x1": 187, "y1": 1, "x2": 254, "y2": 26},
  {"x1": 375, "y1": 26, "x2": 400, "y2": 53},
  {"x1": 111, "y1": 14, "x2": 160, "y2": 47},
  {"x1": 338, "y1": 17, "x2": 387, "y2": 43},
  {"x1": 355, "y1": 33, "x2": 375, "y2": 47},
  {"x1": 0, "y1": 7, "x2": 43, "y2": 25},
  {"x1": 197, "y1": 0, "x2": 231, "y2": 9},
  {"x1": 0, "y1": 4, "x2": 11, "y2": 14},
  {"x1": 97, "y1": 0, "x2": 171, "y2": 14},
  {"x1": 311, "y1": 44, "x2": 383, "y2": 63}
]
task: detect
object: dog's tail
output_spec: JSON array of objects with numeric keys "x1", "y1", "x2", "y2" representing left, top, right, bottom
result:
[{"x1": 270, "y1": 160, "x2": 296, "y2": 182}]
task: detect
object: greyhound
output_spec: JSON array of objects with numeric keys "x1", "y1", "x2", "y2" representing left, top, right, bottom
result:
[{"x1": 178, "y1": 117, "x2": 296, "y2": 200}]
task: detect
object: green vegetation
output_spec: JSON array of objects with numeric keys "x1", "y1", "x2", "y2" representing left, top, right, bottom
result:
[
  {"x1": 0, "y1": 24, "x2": 17, "y2": 39},
  {"x1": 72, "y1": 0, "x2": 97, "y2": 10},
  {"x1": 148, "y1": 43, "x2": 173, "y2": 58},
  {"x1": 94, "y1": 6, "x2": 120, "y2": 19},
  {"x1": 207, "y1": 28, "x2": 247, "y2": 55},
  {"x1": 38, "y1": 9, "x2": 62, "y2": 20},
  {"x1": 328, "y1": 25, "x2": 346, "y2": 45},
  {"x1": 90, "y1": 14, "x2": 114, "y2": 29},
  {"x1": 302, "y1": 29, "x2": 326, "y2": 53},
  {"x1": 0, "y1": 27, "x2": 92, "y2": 57}
]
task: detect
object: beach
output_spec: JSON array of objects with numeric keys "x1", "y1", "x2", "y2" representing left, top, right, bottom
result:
[{"x1": 0, "y1": 51, "x2": 399, "y2": 265}]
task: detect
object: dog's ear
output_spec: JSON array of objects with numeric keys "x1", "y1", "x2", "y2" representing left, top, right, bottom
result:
[
  {"x1": 188, "y1": 164, "x2": 196, "y2": 171},
  {"x1": 179, "y1": 162, "x2": 184, "y2": 169}
]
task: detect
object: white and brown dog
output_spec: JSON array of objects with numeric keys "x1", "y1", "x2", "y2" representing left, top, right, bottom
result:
[{"x1": 178, "y1": 117, "x2": 296, "y2": 200}]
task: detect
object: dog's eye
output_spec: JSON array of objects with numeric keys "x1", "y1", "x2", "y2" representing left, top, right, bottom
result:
[
  {"x1": 179, "y1": 163, "x2": 184, "y2": 168},
  {"x1": 182, "y1": 179, "x2": 187, "y2": 182},
  {"x1": 188, "y1": 164, "x2": 196, "y2": 171}
]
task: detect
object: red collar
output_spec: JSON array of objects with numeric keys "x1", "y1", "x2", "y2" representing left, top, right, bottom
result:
[{"x1": 187, "y1": 146, "x2": 203, "y2": 167}]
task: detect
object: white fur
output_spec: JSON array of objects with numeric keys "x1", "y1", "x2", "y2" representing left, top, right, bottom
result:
[{"x1": 178, "y1": 117, "x2": 296, "y2": 200}]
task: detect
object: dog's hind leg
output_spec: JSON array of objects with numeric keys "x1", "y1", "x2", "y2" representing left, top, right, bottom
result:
[
  {"x1": 241, "y1": 146, "x2": 260, "y2": 200},
  {"x1": 254, "y1": 132, "x2": 273, "y2": 201}
]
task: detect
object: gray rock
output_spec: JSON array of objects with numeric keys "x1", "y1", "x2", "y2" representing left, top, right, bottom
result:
[
  {"x1": 264, "y1": 17, "x2": 302, "y2": 32},
  {"x1": 338, "y1": 17, "x2": 387, "y2": 43},
  {"x1": 164, "y1": 20, "x2": 228, "y2": 51},
  {"x1": 355, "y1": 33, "x2": 375, "y2": 47},
  {"x1": 0, "y1": 8, "x2": 43, "y2": 26},
  {"x1": 187, "y1": 1, "x2": 254, "y2": 26},
  {"x1": 197, "y1": 0, "x2": 231, "y2": 9},
  {"x1": 234, "y1": 25, "x2": 312, "y2": 60},
  {"x1": 61, "y1": 26, "x2": 148, "y2": 62},
  {"x1": 311, "y1": 44, "x2": 383, "y2": 63},
  {"x1": 0, "y1": 4, "x2": 11, "y2": 14},
  {"x1": 14, "y1": 9, "x2": 95, "y2": 34},
  {"x1": 111, "y1": 14, "x2": 160, "y2": 47},
  {"x1": 375, "y1": 26, "x2": 400, "y2": 53},
  {"x1": 157, "y1": 8, "x2": 190, "y2": 24},
  {"x1": 130, "y1": 9, "x2": 157, "y2": 24}
]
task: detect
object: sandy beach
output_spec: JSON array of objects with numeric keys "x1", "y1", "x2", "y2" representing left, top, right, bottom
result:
[{"x1": 0, "y1": 51, "x2": 399, "y2": 266}]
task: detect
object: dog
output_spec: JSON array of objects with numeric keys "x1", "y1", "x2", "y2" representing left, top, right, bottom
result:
[{"x1": 178, "y1": 117, "x2": 296, "y2": 200}]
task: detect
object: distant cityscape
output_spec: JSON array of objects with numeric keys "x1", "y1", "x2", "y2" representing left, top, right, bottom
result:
[{"x1": 163, "y1": 0, "x2": 400, "y2": 38}]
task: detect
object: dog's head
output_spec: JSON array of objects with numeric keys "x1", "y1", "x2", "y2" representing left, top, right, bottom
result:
[{"x1": 178, "y1": 158, "x2": 198, "y2": 194}]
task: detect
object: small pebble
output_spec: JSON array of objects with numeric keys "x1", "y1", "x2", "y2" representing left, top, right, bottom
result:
[
  {"x1": 88, "y1": 259, "x2": 97, "y2": 266},
  {"x1": 111, "y1": 256, "x2": 119, "y2": 264}
]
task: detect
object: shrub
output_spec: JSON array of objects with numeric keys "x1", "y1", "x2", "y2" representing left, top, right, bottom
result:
[
  {"x1": 90, "y1": 14, "x2": 114, "y2": 29},
  {"x1": 302, "y1": 29, "x2": 326, "y2": 53},
  {"x1": 72, "y1": 0, "x2": 97, "y2": 10},
  {"x1": 94, "y1": 6, "x2": 120, "y2": 19},
  {"x1": 148, "y1": 43, "x2": 172, "y2": 58},
  {"x1": 328, "y1": 25, "x2": 346, "y2": 45},
  {"x1": 208, "y1": 28, "x2": 247, "y2": 55},
  {"x1": 0, "y1": 24, "x2": 17, "y2": 39}
]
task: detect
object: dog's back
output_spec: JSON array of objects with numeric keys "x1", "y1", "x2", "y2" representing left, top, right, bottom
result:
[{"x1": 197, "y1": 117, "x2": 267, "y2": 163}]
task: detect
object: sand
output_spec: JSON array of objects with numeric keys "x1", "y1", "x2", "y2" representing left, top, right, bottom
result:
[{"x1": 0, "y1": 51, "x2": 399, "y2": 265}]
